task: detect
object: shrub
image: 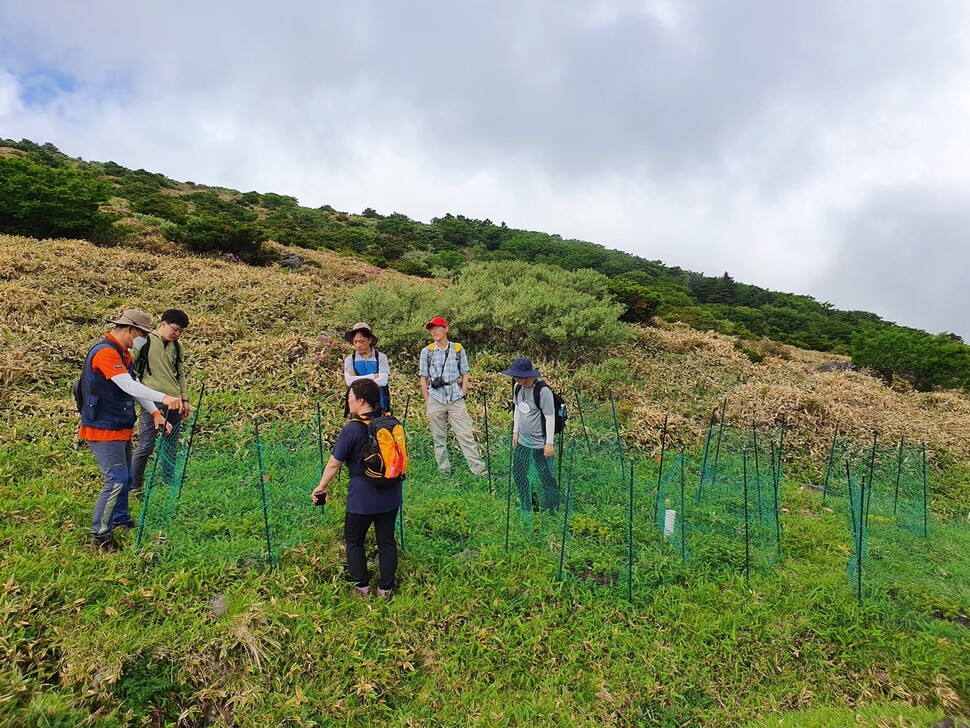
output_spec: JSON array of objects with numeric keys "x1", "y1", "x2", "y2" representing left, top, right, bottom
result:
[
  {"x1": 339, "y1": 261, "x2": 632, "y2": 361},
  {"x1": 438, "y1": 261, "x2": 632, "y2": 359},
  {"x1": 164, "y1": 213, "x2": 277, "y2": 265}
]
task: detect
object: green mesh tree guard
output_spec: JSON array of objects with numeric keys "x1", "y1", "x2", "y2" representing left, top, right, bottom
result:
[
  {"x1": 824, "y1": 431, "x2": 929, "y2": 537},
  {"x1": 653, "y1": 424, "x2": 785, "y2": 586},
  {"x1": 127, "y1": 389, "x2": 967, "y2": 617},
  {"x1": 136, "y1": 411, "x2": 326, "y2": 567}
]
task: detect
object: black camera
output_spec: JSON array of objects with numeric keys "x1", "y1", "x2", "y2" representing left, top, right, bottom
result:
[
  {"x1": 313, "y1": 491, "x2": 328, "y2": 507},
  {"x1": 430, "y1": 377, "x2": 447, "y2": 389}
]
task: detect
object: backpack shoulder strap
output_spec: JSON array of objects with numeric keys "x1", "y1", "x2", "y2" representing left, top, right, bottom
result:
[
  {"x1": 532, "y1": 380, "x2": 547, "y2": 408},
  {"x1": 134, "y1": 335, "x2": 152, "y2": 378}
]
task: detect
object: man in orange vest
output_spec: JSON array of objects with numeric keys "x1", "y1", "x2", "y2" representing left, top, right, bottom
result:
[{"x1": 78, "y1": 309, "x2": 182, "y2": 550}]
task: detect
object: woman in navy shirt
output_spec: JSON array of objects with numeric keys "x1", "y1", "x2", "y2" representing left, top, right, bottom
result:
[{"x1": 313, "y1": 379, "x2": 401, "y2": 597}]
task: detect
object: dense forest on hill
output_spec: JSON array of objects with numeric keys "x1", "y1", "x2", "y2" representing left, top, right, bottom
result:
[{"x1": 3, "y1": 137, "x2": 968, "y2": 392}]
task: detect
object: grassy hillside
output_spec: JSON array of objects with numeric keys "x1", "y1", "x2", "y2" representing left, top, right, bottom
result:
[
  {"x1": 6, "y1": 137, "x2": 970, "y2": 395},
  {"x1": 2, "y1": 234, "x2": 968, "y2": 726}
]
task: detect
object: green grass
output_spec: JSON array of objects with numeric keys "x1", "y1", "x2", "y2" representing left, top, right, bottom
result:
[{"x1": 2, "y1": 416, "x2": 968, "y2": 726}]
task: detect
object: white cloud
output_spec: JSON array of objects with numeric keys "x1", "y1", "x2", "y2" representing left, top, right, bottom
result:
[
  {"x1": 0, "y1": 68, "x2": 22, "y2": 119},
  {"x1": 2, "y1": 1, "x2": 970, "y2": 337}
]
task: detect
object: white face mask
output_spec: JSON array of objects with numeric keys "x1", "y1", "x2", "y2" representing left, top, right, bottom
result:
[{"x1": 133, "y1": 335, "x2": 148, "y2": 350}]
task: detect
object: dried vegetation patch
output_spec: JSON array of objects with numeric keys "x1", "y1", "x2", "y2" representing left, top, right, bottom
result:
[{"x1": 3, "y1": 234, "x2": 970, "y2": 497}]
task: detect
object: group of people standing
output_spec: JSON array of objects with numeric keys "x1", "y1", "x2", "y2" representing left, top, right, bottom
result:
[
  {"x1": 77, "y1": 309, "x2": 190, "y2": 550},
  {"x1": 79, "y1": 310, "x2": 561, "y2": 599}
]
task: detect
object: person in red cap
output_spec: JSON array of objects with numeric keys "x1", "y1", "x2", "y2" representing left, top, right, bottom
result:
[{"x1": 419, "y1": 317, "x2": 488, "y2": 477}]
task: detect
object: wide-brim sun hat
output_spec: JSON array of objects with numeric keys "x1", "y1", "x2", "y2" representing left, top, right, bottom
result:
[
  {"x1": 344, "y1": 322, "x2": 378, "y2": 343},
  {"x1": 106, "y1": 308, "x2": 152, "y2": 333},
  {"x1": 501, "y1": 357, "x2": 541, "y2": 379}
]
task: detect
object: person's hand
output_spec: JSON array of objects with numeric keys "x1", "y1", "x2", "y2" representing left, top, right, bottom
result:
[
  {"x1": 512, "y1": 432, "x2": 519, "y2": 448},
  {"x1": 543, "y1": 443, "x2": 554, "y2": 459},
  {"x1": 160, "y1": 394, "x2": 181, "y2": 410},
  {"x1": 311, "y1": 486, "x2": 328, "y2": 505},
  {"x1": 180, "y1": 398, "x2": 192, "y2": 417},
  {"x1": 153, "y1": 412, "x2": 173, "y2": 435}
]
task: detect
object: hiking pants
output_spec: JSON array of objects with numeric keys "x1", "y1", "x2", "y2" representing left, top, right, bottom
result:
[
  {"x1": 513, "y1": 444, "x2": 560, "y2": 513},
  {"x1": 425, "y1": 396, "x2": 487, "y2": 476},
  {"x1": 132, "y1": 404, "x2": 183, "y2": 489},
  {"x1": 345, "y1": 508, "x2": 399, "y2": 591},
  {"x1": 88, "y1": 439, "x2": 134, "y2": 536}
]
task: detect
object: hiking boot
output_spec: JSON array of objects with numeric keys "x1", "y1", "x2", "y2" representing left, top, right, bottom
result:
[
  {"x1": 353, "y1": 586, "x2": 370, "y2": 598},
  {"x1": 130, "y1": 484, "x2": 143, "y2": 496},
  {"x1": 114, "y1": 519, "x2": 137, "y2": 531},
  {"x1": 376, "y1": 587, "x2": 393, "y2": 599},
  {"x1": 90, "y1": 532, "x2": 117, "y2": 551}
]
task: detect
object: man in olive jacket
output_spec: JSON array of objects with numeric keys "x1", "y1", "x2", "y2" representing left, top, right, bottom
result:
[{"x1": 131, "y1": 309, "x2": 191, "y2": 492}]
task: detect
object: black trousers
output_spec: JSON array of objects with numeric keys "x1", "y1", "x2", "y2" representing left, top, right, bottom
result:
[{"x1": 344, "y1": 508, "x2": 399, "y2": 591}]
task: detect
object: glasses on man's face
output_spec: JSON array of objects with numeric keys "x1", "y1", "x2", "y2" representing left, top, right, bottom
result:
[{"x1": 166, "y1": 322, "x2": 185, "y2": 335}]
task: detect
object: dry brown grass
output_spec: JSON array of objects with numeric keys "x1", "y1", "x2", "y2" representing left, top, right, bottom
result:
[
  {"x1": 618, "y1": 322, "x2": 970, "y2": 466},
  {"x1": 4, "y1": 233, "x2": 970, "y2": 474}
]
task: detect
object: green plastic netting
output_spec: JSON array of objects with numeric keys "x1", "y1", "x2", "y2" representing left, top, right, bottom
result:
[{"x1": 131, "y1": 389, "x2": 966, "y2": 618}]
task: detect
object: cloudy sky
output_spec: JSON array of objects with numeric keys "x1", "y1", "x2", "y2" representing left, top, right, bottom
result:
[{"x1": 2, "y1": 1, "x2": 969, "y2": 338}]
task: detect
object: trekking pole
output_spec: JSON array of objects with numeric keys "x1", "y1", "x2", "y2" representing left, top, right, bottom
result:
[
  {"x1": 398, "y1": 486, "x2": 406, "y2": 554},
  {"x1": 402, "y1": 394, "x2": 412, "y2": 427},
  {"x1": 573, "y1": 387, "x2": 591, "y2": 454}
]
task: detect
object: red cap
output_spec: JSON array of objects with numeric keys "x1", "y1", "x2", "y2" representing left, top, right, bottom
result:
[{"x1": 425, "y1": 316, "x2": 448, "y2": 329}]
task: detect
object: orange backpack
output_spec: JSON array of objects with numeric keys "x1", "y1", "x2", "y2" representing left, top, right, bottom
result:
[{"x1": 353, "y1": 414, "x2": 409, "y2": 488}]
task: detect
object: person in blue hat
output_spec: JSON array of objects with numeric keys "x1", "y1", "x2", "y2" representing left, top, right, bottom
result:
[{"x1": 502, "y1": 357, "x2": 560, "y2": 513}]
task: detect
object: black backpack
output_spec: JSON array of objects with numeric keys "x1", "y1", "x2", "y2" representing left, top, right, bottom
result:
[
  {"x1": 513, "y1": 380, "x2": 567, "y2": 436},
  {"x1": 352, "y1": 414, "x2": 408, "y2": 489},
  {"x1": 134, "y1": 335, "x2": 181, "y2": 380}
]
